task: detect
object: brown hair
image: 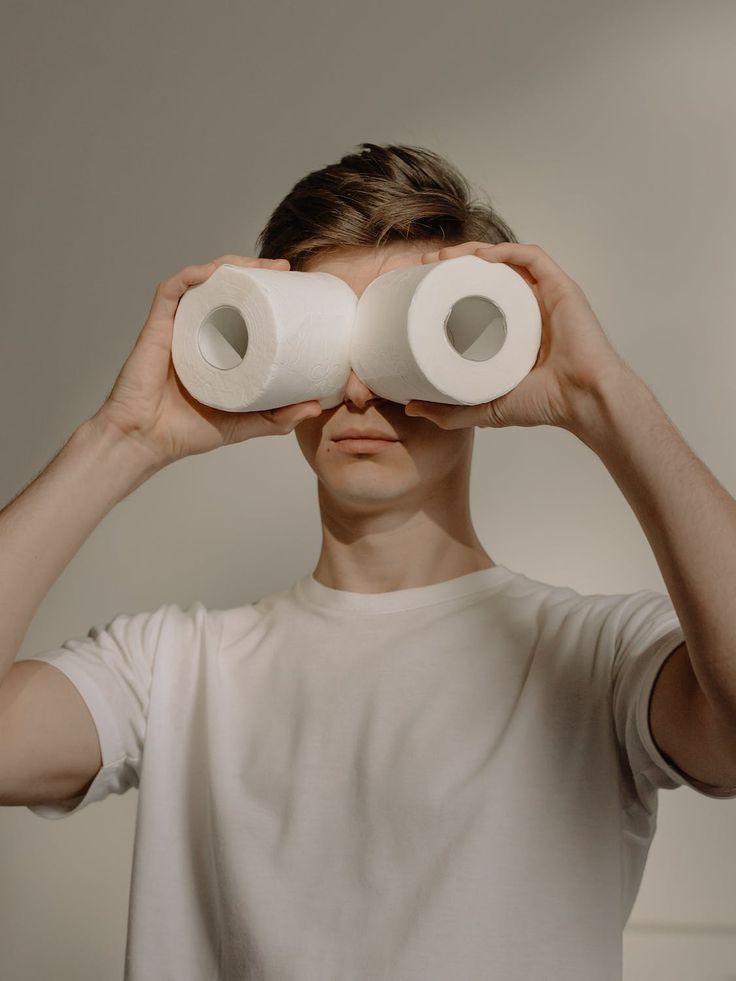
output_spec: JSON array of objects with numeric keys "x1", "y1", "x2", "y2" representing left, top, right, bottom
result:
[{"x1": 254, "y1": 142, "x2": 518, "y2": 271}]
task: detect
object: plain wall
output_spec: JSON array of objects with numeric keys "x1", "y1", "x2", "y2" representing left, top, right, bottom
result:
[{"x1": 1, "y1": 1, "x2": 735, "y2": 977}]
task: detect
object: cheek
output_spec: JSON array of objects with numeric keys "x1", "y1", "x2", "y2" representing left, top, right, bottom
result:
[
  {"x1": 408, "y1": 417, "x2": 466, "y2": 445},
  {"x1": 412, "y1": 425, "x2": 474, "y2": 465}
]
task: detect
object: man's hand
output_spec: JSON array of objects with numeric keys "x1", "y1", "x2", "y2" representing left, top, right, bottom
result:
[
  {"x1": 94, "y1": 256, "x2": 323, "y2": 468},
  {"x1": 404, "y1": 241, "x2": 629, "y2": 431}
]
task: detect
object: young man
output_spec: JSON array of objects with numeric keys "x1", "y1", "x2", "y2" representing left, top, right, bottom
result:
[{"x1": 2, "y1": 143, "x2": 736, "y2": 980}]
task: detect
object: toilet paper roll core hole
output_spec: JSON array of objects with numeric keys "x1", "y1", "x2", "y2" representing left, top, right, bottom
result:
[
  {"x1": 443, "y1": 295, "x2": 507, "y2": 362},
  {"x1": 193, "y1": 295, "x2": 507, "y2": 373},
  {"x1": 198, "y1": 305, "x2": 249, "y2": 370}
]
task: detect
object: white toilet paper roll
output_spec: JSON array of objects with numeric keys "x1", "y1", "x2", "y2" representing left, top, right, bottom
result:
[
  {"x1": 349, "y1": 254, "x2": 542, "y2": 405},
  {"x1": 172, "y1": 263, "x2": 357, "y2": 412}
]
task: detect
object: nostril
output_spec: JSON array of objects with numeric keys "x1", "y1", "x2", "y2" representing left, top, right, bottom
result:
[{"x1": 344, "y1": 369, "x2": 378, "y2": 401}]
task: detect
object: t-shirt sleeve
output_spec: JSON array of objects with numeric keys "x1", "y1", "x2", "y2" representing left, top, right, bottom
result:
[
  {"x1": 22, "y1": 602, "x2": 184, "y2": 820},
  {"x1": 610, "y1": 588, "x2": 736, "y2": 803}
]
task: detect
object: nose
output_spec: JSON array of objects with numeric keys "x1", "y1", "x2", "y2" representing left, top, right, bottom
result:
[{"x1": 342, "y1": 369, "x2": 379, "y2": 409}]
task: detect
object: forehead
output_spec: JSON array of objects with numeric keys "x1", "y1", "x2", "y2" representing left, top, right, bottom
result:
[{"x1": 302, "y1": 241, "x2": 439, "y2": 298}]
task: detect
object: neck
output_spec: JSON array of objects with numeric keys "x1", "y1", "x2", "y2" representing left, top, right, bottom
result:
[{"x1": 311, "y1": 485, "x2": 494, "y2": 594}]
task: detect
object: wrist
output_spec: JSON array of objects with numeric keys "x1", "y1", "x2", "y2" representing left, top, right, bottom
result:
[
  {"x1": 78, "y1": 410, "x2": 169, "y2": 488},
  {"x1": 563, "y1": 360, "x2": 653, "y2": 452}
]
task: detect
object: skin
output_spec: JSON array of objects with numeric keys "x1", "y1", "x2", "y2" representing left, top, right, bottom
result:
[
  {"x1": 91, "y1": 239, "x2": 625, "y2": 600},
  {"x1": 82, "y1": 238, "x2": 736, "y2": 784},
  {"x1": 294, "y1": 240, "x2": 496, "y2": 594}
]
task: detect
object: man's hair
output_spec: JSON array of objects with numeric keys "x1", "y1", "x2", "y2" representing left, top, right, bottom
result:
[{"x1": 255, "y1": 142, "x2": 518, "y2": 271}]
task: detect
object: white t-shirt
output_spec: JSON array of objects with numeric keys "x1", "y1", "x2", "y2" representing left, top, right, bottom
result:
[{"x1": 26, "y1": 564, "x2": 736, "y2": 980}]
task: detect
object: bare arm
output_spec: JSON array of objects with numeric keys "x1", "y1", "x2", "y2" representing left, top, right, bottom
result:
[
  {"x1": 0, "y1": 254, "x2": 321, "y2": 683},
  {"x1": 0, "y1": 414, "x2": 161, "y2": 686},
  {"x1": 0, "y1": 256, "x2": 321, "y2": 806},
  {"x1": 0, "y1": 416, "x2": 164, "y2": 805}
]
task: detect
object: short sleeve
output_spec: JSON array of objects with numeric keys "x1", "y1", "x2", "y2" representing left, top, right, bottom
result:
[
  {"x1": 611, "y1": 589, "x2": 736, "y2": 804},
  {"x1": 22, "y1": 603, "x2": 182, "y2": 820}
]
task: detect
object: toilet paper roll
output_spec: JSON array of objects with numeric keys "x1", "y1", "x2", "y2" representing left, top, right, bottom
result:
[
  {"x1": 172, "y1": 263, "x2": 357, "y2": 412},
  {"x1": 349, "y1": 254, "x2": 542, "y2": 405}
]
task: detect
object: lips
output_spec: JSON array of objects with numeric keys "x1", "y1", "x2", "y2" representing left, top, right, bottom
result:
[{"x1": 333, "y1": 430, "x2": 398, "y2": 441}]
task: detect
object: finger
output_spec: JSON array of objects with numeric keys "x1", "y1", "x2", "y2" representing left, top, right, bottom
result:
[
  {"x1": 262, "y1": 400, "x2": 323, "y2": 433},
  {"x1": 421, "y1": 241, "x2": 487, "y2": 263},
  {"x1": 405, "y1": 400, "x2": 491, "y2": 430},
  {"x1": 473, "y1": 243, "x2": 568, "y2": 291},
  {"x1": 145, "y1": 262, "x2": 218, "y2": 333},
  {"x1": 419, "y1": 242, "x2": 538, "y2": 296},
  {"x1": 472, "y1": 246, "x2": 538, "y2": 292},
  {"x1": 437, "y1": 241, "x2": 493, "y2": 257}
]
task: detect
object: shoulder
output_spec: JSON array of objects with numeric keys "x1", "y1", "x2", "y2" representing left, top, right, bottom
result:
[{"x1": 498, "y1": 571, "x2": 676, "y2": 656}]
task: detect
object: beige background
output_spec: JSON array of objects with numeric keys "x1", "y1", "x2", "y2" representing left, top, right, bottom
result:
[{"x1": 1, "y1": 1, "x2": 735, "y2": 978}]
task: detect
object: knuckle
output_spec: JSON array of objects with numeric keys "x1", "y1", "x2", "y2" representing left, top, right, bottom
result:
[
  {"x1": 483, "y1": 401, "x2": 503, "y2": 428},
  {"x1": 262, "y1": 409, "x2": 289, "y2": 433}
]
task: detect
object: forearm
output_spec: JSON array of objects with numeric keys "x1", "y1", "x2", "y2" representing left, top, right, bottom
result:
[
  {"x1": 567, "y1": 363, "x2": 736, "y2": 723},
  {"x1": 0, "y1": 413, "x2": 164, "y2": 683}
]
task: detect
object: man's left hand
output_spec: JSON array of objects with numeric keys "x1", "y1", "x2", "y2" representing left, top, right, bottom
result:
[{"x1": 404, "y1": 241, "x2": 629, "y2": 431}]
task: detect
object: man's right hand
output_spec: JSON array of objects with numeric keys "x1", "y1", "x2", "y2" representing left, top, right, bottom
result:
[{"x1": 90, "y1": 256, "x2": 324, "y2": 468}]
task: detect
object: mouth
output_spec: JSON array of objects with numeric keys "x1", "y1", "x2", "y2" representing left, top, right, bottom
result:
[{"x1": 331, "y1": 436, "x2": 400, "y2": 454}]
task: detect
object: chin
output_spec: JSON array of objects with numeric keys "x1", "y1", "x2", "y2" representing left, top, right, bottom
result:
[{"x1": 319, "y1": 468, "x2": 419, "y2": 505}]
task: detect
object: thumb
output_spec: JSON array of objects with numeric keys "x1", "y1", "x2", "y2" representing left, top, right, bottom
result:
[
  {"x1": 233, "y1": 400, "x2": 322, "y2": 440},
  {"x1": 276, "y1": 400, "x2": 323, "y2": 431},
  {"x1": 405, "y1": 400, "x2": 498, "y2": 430}
]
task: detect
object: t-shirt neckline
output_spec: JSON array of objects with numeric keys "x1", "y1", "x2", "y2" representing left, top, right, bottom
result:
[{"x1": 296, "y1": 563, "x2": 516, "y2": 614}]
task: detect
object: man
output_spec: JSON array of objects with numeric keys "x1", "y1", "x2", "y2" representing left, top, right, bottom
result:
[{"x1": 2, "y1": 142, "x2": 735, "y2": 979}]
